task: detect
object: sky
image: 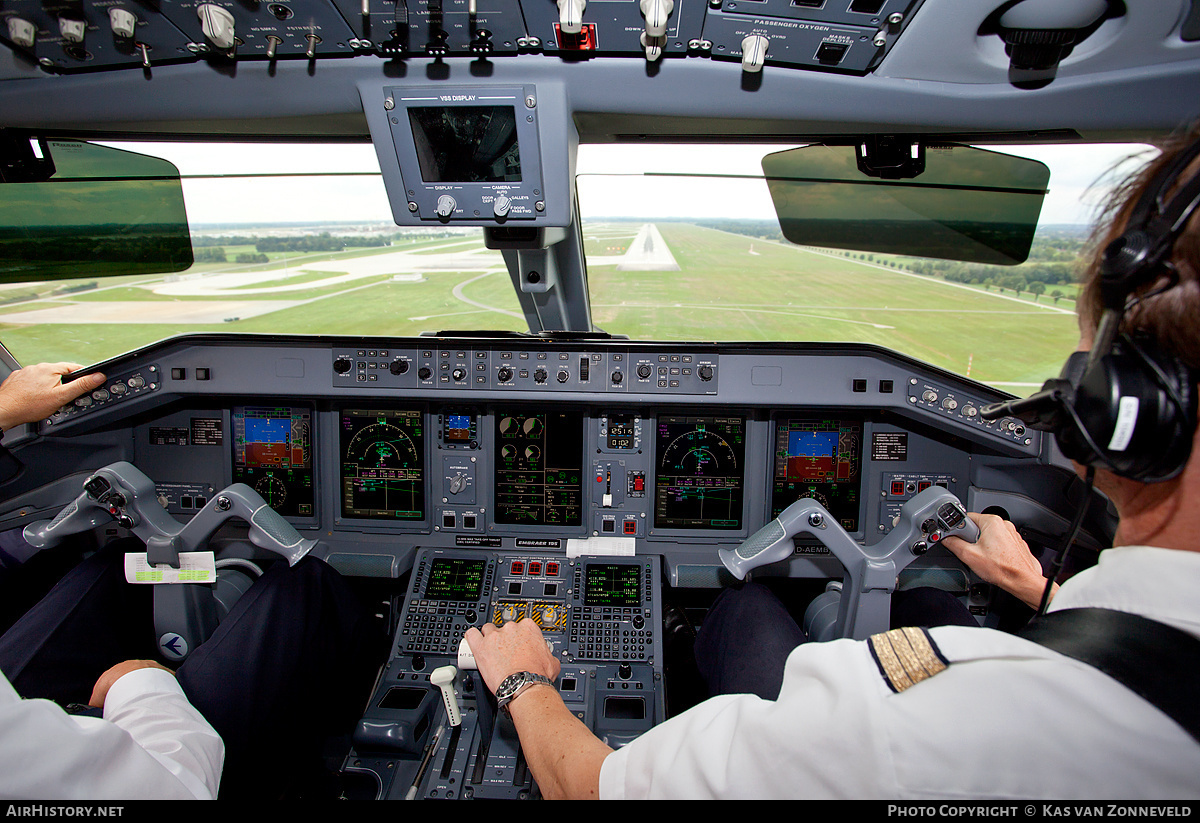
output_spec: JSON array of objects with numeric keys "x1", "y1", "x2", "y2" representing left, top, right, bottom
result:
[{"x1": 103, "y1": 140, "x2": 1157, "y2": 230}]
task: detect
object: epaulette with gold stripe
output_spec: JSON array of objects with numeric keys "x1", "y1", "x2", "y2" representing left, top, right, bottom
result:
[{"x1": 868, "y1": 626, "x2": 949, "y2": 693}]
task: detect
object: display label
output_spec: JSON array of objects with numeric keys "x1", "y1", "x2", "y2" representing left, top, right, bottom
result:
[
  {"x1": 190, "y1": 418, "x2": 223, "y2": 446},
  {"x1": 872, "y1": 432, "x2": 908, "y2": 461},
  {"x1": 149, "y1": 427, "x2": 190, "y2": 446}
]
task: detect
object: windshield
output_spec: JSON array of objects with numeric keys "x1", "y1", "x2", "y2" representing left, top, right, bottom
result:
[{"x1": 0, "y1": 139, "x2": 1152, "y2": 393}]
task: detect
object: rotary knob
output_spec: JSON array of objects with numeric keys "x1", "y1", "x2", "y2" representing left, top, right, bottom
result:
[
  {"x1": 7, "y1": 18, "x2": 36, "y2": 49},
  {"x1": 59, "y1": 17, "x2": 87, "y2": 43},
  {"x1": 637, "y1": 364, "x2": 653, "y2": 379},
  {"x1": 109, "y1": 8, "x2": 137, "y2": 39},
  {"x1": 436, "y1": 195, "x2": 457, "y2": 219},
  {"x1": 698, "y1": 364, "x2": 714, "y2": 381},
  {"x1": 493, "y1": 195, "x2": 512, "y2": 218},
  {"x1": 197, "y1": 4, "x2": 236, "y2": 51},
  {"x1": 741, "y1": 34, "x2": 769, "y2": 73},
  {"x1": 334, "y1": 356, "x2": 353, "y2": 374},
  {"x1": 389, "y1": 359, "x2": 409, "y2": 375}
]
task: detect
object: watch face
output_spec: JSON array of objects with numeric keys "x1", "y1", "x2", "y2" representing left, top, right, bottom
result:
[{"x1": 497, "y1": 672, "x2": 525, "y2": 699}]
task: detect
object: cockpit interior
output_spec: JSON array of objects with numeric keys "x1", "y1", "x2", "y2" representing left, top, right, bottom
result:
[{"x1": 0, "y1": 0, "x2": 1195, "y2": 800}]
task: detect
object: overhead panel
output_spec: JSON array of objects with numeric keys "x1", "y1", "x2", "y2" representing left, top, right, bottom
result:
[
  {"x1": 0, "y1": 0, "x2": 195, "y2": 71},
  {"x1": 156, "y1": 1, "x2": 359, "y2": 61},
  {"x1": 0, "y1": 0, "x2": 925, "y2": 74}
]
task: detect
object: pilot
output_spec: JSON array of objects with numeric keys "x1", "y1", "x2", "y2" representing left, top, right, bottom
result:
[
  {"x1": 464, "y1": 124, "x2": 1200, "y2": 799},
  {"x1": 0, "y1": 361, "x2": 383, "y2": 799}
]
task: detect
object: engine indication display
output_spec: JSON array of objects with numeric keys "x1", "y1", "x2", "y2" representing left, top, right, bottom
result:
[
  {"x1": 494, "y1": 409, "x2": 583, "y2": 526},
  {"x1": 231, "y1": 406, "x2": 313, "y2": 518},
  {"x1": 772, "y1": 418, "x2": 863, "y2": 532},
  {"x1": 654, "y1": 415, "x2": 745, "y2": 530},
  {"x1": 341, "y1": 409, "x2": 425, "y2": 520}
]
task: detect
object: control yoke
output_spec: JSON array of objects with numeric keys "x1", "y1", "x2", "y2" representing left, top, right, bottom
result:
[
  {"x1": 718, "y1": 487, "x2": 979, "y2": 640},
  {"x1": 23, "y1": 462, "x2": 316, "y2": 663},
  {"x1": 24, "y1": 461, "x2": 315, "y2": 566}
]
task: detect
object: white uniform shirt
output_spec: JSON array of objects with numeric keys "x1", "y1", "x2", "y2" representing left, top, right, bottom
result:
[
  {"x1": 0, "y1": 667, "x2": 224, "y2": 799},
  {"x1": 600, "y1": 546, "x2": 1200, "y2": 799}
]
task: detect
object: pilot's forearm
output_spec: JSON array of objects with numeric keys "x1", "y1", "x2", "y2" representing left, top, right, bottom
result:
[{"x1": 506, "y1": 683, "x2": 613, "y2": 800}]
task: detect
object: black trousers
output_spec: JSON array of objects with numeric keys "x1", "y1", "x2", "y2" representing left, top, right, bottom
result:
[
  {"x1": 693, "y1": 582, "x2": 975, "y2": 701},
  {"x1": 0, "y1": 542, "x2": 385, "y2": 799}
]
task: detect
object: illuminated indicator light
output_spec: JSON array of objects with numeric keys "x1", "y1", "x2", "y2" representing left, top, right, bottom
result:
[
  {"x1": 511, "y1": 561, "x2": 525, "y2": 575},
  {"x1": 554, "y1": 22, "x2": 598, "y2": 50}
]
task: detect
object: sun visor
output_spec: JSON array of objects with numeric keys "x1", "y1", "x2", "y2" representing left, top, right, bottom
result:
[
  {"x1": 0, "y1": 137, "x2": 193, "y2": 283},
  {"x1": 762, "y1": 142, "x2": 1050, "y2": 265}
]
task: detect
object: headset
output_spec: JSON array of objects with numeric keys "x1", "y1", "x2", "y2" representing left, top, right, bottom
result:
[{"x1": 983, "y1": 133, "x2": 1200, "y2": 484}]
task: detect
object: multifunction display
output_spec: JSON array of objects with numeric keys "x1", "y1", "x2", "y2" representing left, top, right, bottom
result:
[
  {"x1": 771, "y1": 417, "x2": 863, "y2": 532},
  {"x1": 583, "y1": 563, "x2": 642, "y2": 608},
  {"x1": 340, "y1": 409, "x2": 426, "y2": 520},
  {"x1": 425, "y1": 557, "x2": 487, "y2": 601},
  {"x1": 654, "y1": 415, "x2": 745, "y2": 530},
  {"x1": 494, "y1": 409, "x2": 584, "y2": 526},
  {"x1": 231, "y1": 405, "x2": 313, "y2": 518}
]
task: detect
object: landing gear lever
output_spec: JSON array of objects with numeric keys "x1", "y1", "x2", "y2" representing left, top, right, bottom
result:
[{"x1": 718, "y1": 486, "x2": 979, "y2": 640}]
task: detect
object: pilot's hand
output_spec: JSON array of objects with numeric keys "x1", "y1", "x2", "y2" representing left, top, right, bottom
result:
[
  {"x1": 89, "y1": 659, "x2": 176, "y2": 709},
  {"x1": 464, "y1": 619, "x2": 561, "y2": 696},
  {"x1": 0, "y1": 362, "x2": 106, "y2": 432},
  {"x1": 942, "y1": 512, "x2": 1057, "y2": 610}
]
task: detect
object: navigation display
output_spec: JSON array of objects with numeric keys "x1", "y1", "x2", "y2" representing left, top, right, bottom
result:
[
  {"x1": 584, "y1": 564, "x2": 641, "y2": 607},
  {"x1": 340, "y1": 409, "x2": 425, "y2": 520},
  {"x1": 408, "y1": 106, "x2": 521, "y2": 183},
  {"x1": 771, "y1": 418, "x2": 862, "y2": 531},
  {"x1": 654, "y1": 415, "x2": 745, "y2": 530},
  {"x1": 494, "y1": 409, "x2": 583, "y2": 526},
  {"x1": 425, "y1": 558, "x2": 487, "y2": 601},
  {"x1": 231, "y1": 405, "x2": 313, "y2": 518}
]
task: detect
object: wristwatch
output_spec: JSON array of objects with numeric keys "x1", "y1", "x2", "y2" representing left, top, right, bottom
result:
[{"x1": 495, "y1": 671, "x2": 555, "y2": 714}]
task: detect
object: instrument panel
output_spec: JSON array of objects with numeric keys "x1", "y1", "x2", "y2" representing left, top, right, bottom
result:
[{"x1": 6, "y1": 334, "x2": 1071, "y2": 589}]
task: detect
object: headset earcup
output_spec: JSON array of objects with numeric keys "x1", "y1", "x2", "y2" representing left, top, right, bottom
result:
[{"x1": 1058, "y1": 340, "x2": 1198, "y2": 482}]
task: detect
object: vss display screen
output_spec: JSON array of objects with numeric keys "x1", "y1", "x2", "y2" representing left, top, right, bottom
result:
[{"x1": 408, "y1": 106, "x2": 522, "y2": 183}]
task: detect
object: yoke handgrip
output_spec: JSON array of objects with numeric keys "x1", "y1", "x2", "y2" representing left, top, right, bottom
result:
[{"x1": 23, "y1": 463, "x2": 315, "y2": 566}]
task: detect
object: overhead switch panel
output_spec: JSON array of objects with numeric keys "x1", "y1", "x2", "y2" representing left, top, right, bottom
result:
[{"x1": 0, "y1": 0, "x2": 923, "y2": 74}]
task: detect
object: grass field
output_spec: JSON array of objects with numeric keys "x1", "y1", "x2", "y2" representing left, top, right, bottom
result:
[{"x1": 0, "y1": 221, "x2": 1081, "y2": 389}]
